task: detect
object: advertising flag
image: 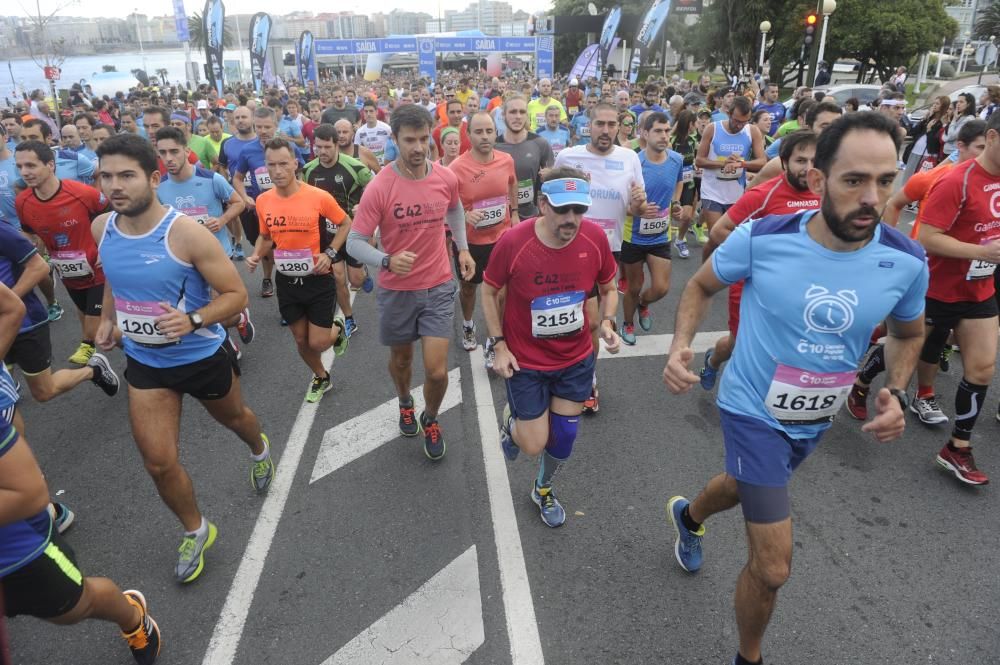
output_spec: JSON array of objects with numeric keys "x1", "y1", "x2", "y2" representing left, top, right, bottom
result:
[
  {"x1": 636, "y1": 0, "x2": 672, "y2": 50},
  {"x1": 297, "y1": 31, "x2": 316, "y2": 85},
  {"x1": 172, "y1": 0, "x2": 190, "y2": 42},
  {"x1": 248, "y1": 12, "x2": 271, "y2": 94},
  {"x1": 570, "y1": 44, "x2": 600, "y2": 81},
  {"x1": 203, "y1": 0, "x2": 225, "y2": 96},
  {"x1": 598, "y1": 6, "x2": 622, "y2": 75}
]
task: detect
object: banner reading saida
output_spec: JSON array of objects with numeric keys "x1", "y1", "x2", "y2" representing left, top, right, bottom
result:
[
  {"x1": 636, "y1": 0, "x2": 672, "y2": 50},
  {"x1": 248, "y1": 13, "x2": 271, "y2": 95},
  {"x1": 598, "y1": 6, "x2": 622, "y2": 75},
  {"x1": 203, "y1": 0, "x2": 225, "y2": 96},
  {"x1": 297, "y1": 31, "x2": 316, "y2": 85}
]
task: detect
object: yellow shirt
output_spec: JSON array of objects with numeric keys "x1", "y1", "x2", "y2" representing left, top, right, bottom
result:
[
  {"x1": 526, "y1": 97, "x2": 568, "y2": 131},
  {"x1": 454, "y1": 88, "x2": 473, "y2": 106}
]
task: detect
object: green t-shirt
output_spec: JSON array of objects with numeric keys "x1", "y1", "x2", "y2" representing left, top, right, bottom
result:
[
  {"x1": 775, "y1": 119, "x2": 800, "y2": 138},
  {"x1": 187, "y1": 134, "x2": 218, "y2": 168}
]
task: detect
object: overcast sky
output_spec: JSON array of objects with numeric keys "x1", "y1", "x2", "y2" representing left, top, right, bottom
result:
[{"x1": 19, "y1": 0, "x2": 550, "y2": 20}]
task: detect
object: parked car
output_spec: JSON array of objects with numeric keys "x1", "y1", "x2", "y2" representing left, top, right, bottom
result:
[
  {"x1": 782, "y1": 84, "x2": 884, "y2": 112},
  {"x1": 906, "y1": 84, "x2": 988, "y2": 125}
]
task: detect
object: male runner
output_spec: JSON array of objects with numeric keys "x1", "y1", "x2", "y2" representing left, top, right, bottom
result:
[
  {"x1": 167, "y1": 113, "x2": 217, "y2": 170},
  {"x1": 346, "y1": 104, "x2": 474, "y2": 461},
  {"x1": 334, "y1": 118, "x2": 381, "y2": 174},
  {"x1": 620, "y1": 112, "x2": 685, "y2": 345},
  {"x1": 432, "y1": 100, "x2": 471, "y2": 157},
  {"x1": 496, "y1": 93, "x2": 554, "y2": 224},
  {"x1": 20, "y1": 119, "x2": 96, "y2": 186},
  {"x1": 752, "y1": 83, "x2": 786, "y2": 136},
  {"x1": 537, "y1": 106, "x2": 571, "y2": 156},
  {"x1": 663, "y1": 113, "x2": 927, "y2": 665},
  {"x1": 15, "y1": 141, "x2": 108, "y2": 365},
  {"x1": 449, "y1": 112, "x2": 518, "y2": 358},
  {"x1": 355, "y1": 99, "x2": 393, "y2": 166},
  {"x1": 247, "y1": 138, "x2": 350, "y2": 403},
  {"x1": 218, "y1": 106, "x2": 258, "y2": 261},
  {"x1": 93, "y1": 134, "x2": 274, "y2": 583},
  {"x1": 752, "y1": 101, "x2": 841, "y2": 184},
  {"x1": 526, "y1": 78, "x2": 568, "y2": 132},
  {"x1": 0, "y1": 123, "x2": 20, "y2": 230},
  {"x1": 486, "y1": 170, "x2": 620, "y2": 527}
]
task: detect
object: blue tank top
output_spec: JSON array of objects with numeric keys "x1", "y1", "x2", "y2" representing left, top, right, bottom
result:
[{"x1": 98, "y1": 207, "x2": 225, "y2": 368}]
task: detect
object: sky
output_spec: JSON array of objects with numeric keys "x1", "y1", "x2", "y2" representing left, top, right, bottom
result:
[{"x1": 19, "y1": 0, "x2": 550, "y2": 20}]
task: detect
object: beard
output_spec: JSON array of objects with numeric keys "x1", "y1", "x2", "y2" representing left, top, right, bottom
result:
[
  {"x1": 115, "y1": 189, "x2": 155, "y2": 217},
  {"x1": 821, "y1": 197, "x2": 880, "y2": 244}
]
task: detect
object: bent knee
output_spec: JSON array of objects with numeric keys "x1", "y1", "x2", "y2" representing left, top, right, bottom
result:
[{"x1": 751, "y1": 559, "x2": 791, "y2": 591}]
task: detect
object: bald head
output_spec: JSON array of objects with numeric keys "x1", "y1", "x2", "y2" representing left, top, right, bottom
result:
[{"x1": 334, "y1": 118, "x2": 354, "y2": 148}]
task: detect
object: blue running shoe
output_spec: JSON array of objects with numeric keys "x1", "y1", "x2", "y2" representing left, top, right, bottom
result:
[
  {"x1": 638, "y1": 305, "x2": 653, "y2": 332},
  {"x1": 531, "y1": 483, "x2": 566, "y2": 528},
  {"x1": 362, "y1": 267, "x2": 374, "y2": 293},
  {"x1": 699, "y1": 349, "x2": 718, "y2": 391},
  {"x1": 621, "y1": 323, "x2": 637, "y2": 346},
  {"x1": 233, "y1": 242, "x2": 245, "y2": 261},
  {"x1": 343, "y1": 317, "x2": 358, "y2": 339},
  {"x1": 47, "y1": 302, "x2": 64, "y2": 322},
  {"x1": 667, "y1": 496, "x2": 704, "y2": 572},
  {"x1": 499, "y1": 403, "x2": 519, "y2": 461}
]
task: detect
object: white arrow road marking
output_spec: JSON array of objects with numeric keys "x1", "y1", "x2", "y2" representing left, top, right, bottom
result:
[
  {"x1": 310, "y1": 367, "x2": 462, "y2": 484},
  {"x1": 322, "y1": 546, "x2": 484, "y2": 665},
  {"x1": 603, "y1": 331, "x2": 729, "y2": 360}
]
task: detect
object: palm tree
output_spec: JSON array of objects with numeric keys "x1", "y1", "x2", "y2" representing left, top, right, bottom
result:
[
  {"x1": 974, "y1": 1, "x2": 1000, "y2": 40},
  {"x1": 155, "y1": 68, "x2": 169, "y2": 85},
  {"x1": 187, "y1": 12, "x2": 235, "y2": 49}
]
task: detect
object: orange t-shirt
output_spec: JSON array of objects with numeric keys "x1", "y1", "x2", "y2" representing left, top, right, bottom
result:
[
  {"x1": 256, "y1": 182, "x2": 346, "y2": 255},
  {"x1": 905, "y1": 159, "x2": 956, "y2": 239},
  {"x1": 448, "y1": 150, "x2": 516, "y2": 245}
]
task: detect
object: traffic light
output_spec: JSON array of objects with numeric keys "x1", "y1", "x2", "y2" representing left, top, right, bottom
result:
[{"x1": 803, "y1": 11, "x2": 818, "y2": 47}]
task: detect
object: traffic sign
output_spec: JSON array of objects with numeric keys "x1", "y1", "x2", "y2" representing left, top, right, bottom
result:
[
  {"x1": 975, "y1": 43, "x2": 998, "y2": 66},
  {"x1": 43, "y1": 66, "x2": 61, "y2": 81}
]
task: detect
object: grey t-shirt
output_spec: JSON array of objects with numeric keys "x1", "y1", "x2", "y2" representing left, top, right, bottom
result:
[
  {"x1": 495, "y1": 132, "x2": 554, "y2": 218},
  {"x1": 321, "y1": 105, "x2": 360, "y2": 126}
]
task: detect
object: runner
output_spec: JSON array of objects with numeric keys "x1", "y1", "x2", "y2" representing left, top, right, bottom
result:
[
  {"x1": 93, "y1": 134, "x2": 274, "y2": 582},
  {"x1": 20, "y1": 119, "x2": 96, "y2": 186},
  {"x1": 486, "y1": 170, "x2": 621, "y2": 527},
  {"x1": 526, "y1": 78, "x2": 567, "y2": 132},
  {"x1": 15, "y1": 141, "x2": 109, "y2": 366},
  {"x1": 355, "y1": 99, "x2": 392, "y2": 166},
  {"x1": 569, "y1": 92, "x2": 598, "y2": 146},
  {"x1": 537, "y1": 105, "x2": 571, "y2": 156},
  {"x1": 334, "y1": 119, "x2": 381, "y2": 174},
  {"x1": 0, "y1": 123, "x2": 19, "y2": 230},
  {"x1": 668, "y1": 109, "x2": 699, "y2": 258},
  {"x1": 663, "y1": 112, "x2": 927, "y2": 665},
  {"x1": 346, "y1": 104, "x2": 474, "y2": 461},
  {"x1": 432, "y1": 99, "x2": 471, "y2": 158},
  {"x1": 167, "y1": 113, "x2": 217, "y2": 170},
  {"x1": 908, "y1": 111, "x2": 1000, "y2": 485},
  {"x1": 247, "y1": 137, "x2": 350, "y2": 402},
  {"x1": 620, "y1": 112, "x2": 685, "y2": 345},
  {"x1": 217, "y1": 106, "x2": 257, "y2": 262},
  {"x1": 448, "y1": 112, "x2": 518, "y2": 361},
  {"x1": 303, "y1": 123, "x2": 376, "y2": 339},
  {"x1": 751, "y1": 100, "x2": 842, "y2": 188},
  {"x1": 495, "y1": 93, "x2": 554, "y2": 223}
]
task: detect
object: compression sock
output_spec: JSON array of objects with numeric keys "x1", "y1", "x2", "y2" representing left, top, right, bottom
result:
[
  {"x1": 857, "y1": 344, "x2": 885, "y2": 385},
  {"x1": 952, "y1": 379, "x2": 988, "y2": 442},
  {"x1": 734, "y1": 653, "x2": 763, "y2": 665},
  {"x1": 536, "y1": 413, "x2": 579, "y2": 487}
]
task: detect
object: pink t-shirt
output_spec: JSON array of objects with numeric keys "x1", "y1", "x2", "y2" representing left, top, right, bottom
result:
[{"x1": 352, "y1": 162, "x2": 460, "y2": 291}]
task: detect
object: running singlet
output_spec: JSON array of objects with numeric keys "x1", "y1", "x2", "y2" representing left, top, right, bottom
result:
[
  {"x1": 156, "y1": 166, "x2": 236, "y2": 256},
  {"x1": 303, "y1": 153, "x2": 373, "y2": 217},
  {"x1": 218, "y1": 135, "x2": 257, "y2": 187},
  {"x1": 554, "y1": 144, "x2": 644, "y2": 252},
  {"x1": 256, "y1": 183, "x2": 346, "y2": 276},
  {"x1": 921, "y1": 159, "x2": 1000, "y2": 303},
  {"x1": 234, "y1": 141, "x2": 304, "y2": 200},
  {"x1": 16, "y1": 179, "x2": 107, "y2": 289},
  {"x1": 700, "y1": 120, "x2": 753, "y2": 206},
  {"x1": 0, "y1": 222, "x2": 48, "y2": 333},
  {"x1": 712, "y1": 211, "x2": 928, "y2": 438},
  {"x1": 496, "y1": 133, "x2": 554, "y2": 219},
  {"x1": 623, "y1": 149, "x2": 685, "y2": 245},
  {"x1": 449, "y1": 149, "x2": 517, "y2": 245},
  {"x1": 99, "y1": 208, "x2": 226, "y2": 368},
  {"x1": 355, "y1": 121, "x2": 392, "y2": 165},
  {"x1": 352, "y1": 162, "x2": 460, "y2": 291},
  {"x1": 483, "y1": 219, "x2": 617, "y2": 371},
  {"x1": 0, "y1": 154, "x2": 19, "y2": 229}
]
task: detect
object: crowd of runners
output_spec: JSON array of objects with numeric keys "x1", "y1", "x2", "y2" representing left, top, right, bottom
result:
[{"x1": 2, "y1": 66, "x2": 999, "y2": 665}]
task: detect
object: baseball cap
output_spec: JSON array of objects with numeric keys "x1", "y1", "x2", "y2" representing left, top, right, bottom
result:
[
  {"x1": 540, "y1": 178, "x2": 591, "y2": 208},
  {"x1": 196, "y1": 100, "x2": 209, "y2": 109},
  {"x1": 570, "y1": 78, "x2": 579, "y2": 86},
  {"x1": 225, "y1": 103, "x2": 237, "y2": 111}
]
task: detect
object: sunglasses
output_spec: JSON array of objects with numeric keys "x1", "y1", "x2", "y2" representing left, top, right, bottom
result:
[
  {"x1": 550, "y1": 204, "x2": 588, "y2": 215},
  {"x1": 622, "y1": 121, "x2": 635, "y2": 126}
]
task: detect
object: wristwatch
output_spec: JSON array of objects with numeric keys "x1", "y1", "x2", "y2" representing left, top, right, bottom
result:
[
  {"x1": 381, "y1": 255, "x2": 392, "y2": 272},
  {"x1": 325, "y1": 247, "x2": 338, "y2": 260},
  {"x1": 486, "y1": 336, "x2": 505, "y2": 351},
  {"x1": 187, "y1": 312, "x2": 204, "y2": 331},
  {"x1": 888, "y1": 388, "x2": 909, "y2": 411}
]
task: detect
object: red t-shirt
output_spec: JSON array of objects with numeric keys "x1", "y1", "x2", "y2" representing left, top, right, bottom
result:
[
  {"x1": 15, "y1": 179, "x2": 107, "y2": 289},
  {"x1": 302, "y1": 119, "x2": 317, "y2": 159},
  {"x1": 921, "y1": 159, "x2": 1000, "y2": 303},
  {"x1": 565, "y1": 89, "x2": 582, "y2": 116},
  {"x1": 905, "y1": 159, "x2": 956, "y2": 239},
  {"x1": 433, "y1": 122, "x2": 470, "y2": 156},
  {"x1": 483, "y1": 218, "x2": 617, "y2": 371}
]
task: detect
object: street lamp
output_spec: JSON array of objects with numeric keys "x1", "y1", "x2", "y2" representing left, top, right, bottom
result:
[
  {"x1": 758, "y1": 20, "x2": 771, "y2": 73},
  {"x1": 814, "y1": 0, "x2": 837, "y2": 86}
]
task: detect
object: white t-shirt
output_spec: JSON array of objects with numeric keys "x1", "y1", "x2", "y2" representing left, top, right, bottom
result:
[
  {"x1": 354, "y1": 121, "x2": 392, "y2": 165},
  {"x1": 554, "y1": 144, "x2": 644, "y2": 252}
]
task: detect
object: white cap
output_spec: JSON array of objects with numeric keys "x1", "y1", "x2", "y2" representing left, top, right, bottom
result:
[
  {"x1": 570, "y1": 78, "x2": 579, "y2": 86},
  {"x1": 196, "y1": 100, "x2": 209, "y2": 109}
]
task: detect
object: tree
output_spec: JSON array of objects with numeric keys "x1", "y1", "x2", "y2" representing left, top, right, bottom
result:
[
  {"x1": 187, "y1": 11, "x2": 235, "y2": 50},
  {"x1": 974, "y1": 0, "x2": 1000, "y2": 40},
  {"x1": 155, "y1": 68, "x2": 169, "y2": 85},
  {"x1": 17, "y1": 0, "x2": 75, "y2": 88}
]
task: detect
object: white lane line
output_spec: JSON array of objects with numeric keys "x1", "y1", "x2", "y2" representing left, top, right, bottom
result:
[
  {"x1": 469, "y1": 359, "x2": 545, "y2": 665},
  {"x1": 201, "y1": 293, "x2": 354, "y2": 665},
  {"x1": 321, "y1": 546, "x2": 484, "y2": 664},
  {"x1": 604, "y1": 331, "x2": 729, "y2": 360}
]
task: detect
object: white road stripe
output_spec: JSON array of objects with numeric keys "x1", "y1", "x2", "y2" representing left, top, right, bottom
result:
[
  {"x1": 469, "y1": 359, "x2": 545, "y2": 665},
  {"x1": 604, "y1": 330, "x2": 729, "y2": 360}
]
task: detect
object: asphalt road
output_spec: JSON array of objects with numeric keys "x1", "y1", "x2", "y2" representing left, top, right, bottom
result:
[{"x1": 8, "y1": 211, "x2": 1000, "y2": 665}]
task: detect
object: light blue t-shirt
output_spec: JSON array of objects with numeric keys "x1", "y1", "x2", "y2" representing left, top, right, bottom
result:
[
  {"x1": 570, "y1": 113, "x2": 591, "y2": 145},
  {"x1": 765, "y1": 136, "x2": 782, "y2": 160},
  {"x1": 0, "y1": 154, "x2": 19, "y2": 230},
  {"x1": 156, "y1": 166, "x2": 236, "y2": 256},
  {"x1": 623, "y1": 149, "x2": 685, "y2": 245},
  {"x1": 537, "y1": 126, "x2": 571, "y2": 155},
  {"x1": 712, "y1": 211, "x2": 928, "y2": 438},
  {"x1": 55, "y1": 149, "x2": 95, "y2": 185}
]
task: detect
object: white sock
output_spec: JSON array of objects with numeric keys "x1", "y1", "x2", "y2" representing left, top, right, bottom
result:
[
  {"x1": 464, "y1": 319, "x2": 474, "y2": 329},
  {"x1": 251, "y1": 436, "x2": 269, "y2": 462},
  {"x1": 186, "y1": 516, "x2": 208, "y2": 537}
]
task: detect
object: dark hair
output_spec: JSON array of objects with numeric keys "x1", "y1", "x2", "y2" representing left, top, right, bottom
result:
[
  {"x1": 986, "y1": 110, "x2": 1000, "y2": 135},
  {"x1": 642, "y1": 111, "x2": 671, "y2": 131},
  {"x1": 790, "y1": 97, "x2": 815, "y2": 121},
  {"x1": 844, "y1": 97, "x2": 860, "y2": 112},
  {"x1": 154, "y1": 126, "x2": 187, "y2": 146},
  {"x1": 750, "y1": 109, "x2": 772, "y2": 124},
  {"x1": 14, "y1": 140, "x2": 54, "y2": 164},
  {"x1": 205, "y1": 115, "x2": 222, "y2": 126},
  {"x1": 96, "y1": 133, "x2": 159, "y2": 177},
  {"x1": 446, "y1": 99, "x2": 463, "y2": 111},
  {"x1": 2, "y1": 112, "x2": 23, "y2": 126},
  {"x1": 144, "y1": 106, "x2": 171, "y2": 126},
  {"x1": 263, "y1": 137, "x2": 297, "y2": 158},
  {"x1": 730, "y1": 95, "x2": 752, "y2": 116},
  {"x1": 390, "y1": 104, "x2": 433, "y2": 138},
  {"x1": 673, "y1": 109, "x2": 695, "y2": 143},
  {"x1": 778, "y1": 130, "x2": 818, "y2": 164},
  {"x1": 643, "y1": 83, "x2": 659, "y2": 96},
  {"x1": 805, "y1": 100, "x2": 842, "y2": 128},
  {"x1": 92, "y1": 123, "x2": 113, "y2": 136},
  {"x1": 957, "y1": 118, "x2": 987, "y2": 145},
  {"x1": 813, "y1": 112, "x2": 902, "y2": 175},
  {"x1": 22, "y1": 118, "x2": 51, "y2": 139},
  {"x1": 313, "y1": 123, "x2": 338, "y2": 142},
  {"x1": 73, "y1": 112, "x2": 96, "y2": 128},
  {"x1": 956, "y1": 92, "x2": 977, "y2": 117},
  {"x1": 362, "y1": 99, "x2": 377, "y2": 110}
]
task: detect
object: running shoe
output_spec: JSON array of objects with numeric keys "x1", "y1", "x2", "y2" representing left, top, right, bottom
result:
[
  {"x1": 237, "y1": 309, "x2": 255, "y2": 344},
  {"x1": 87, "y1": 352, "x2": 120, "y2": 397},
  {"x1": 332, "y1": 317, "x2": 349, "y2": 356},
  {"x1": 51, "y1": 502, "x2": 75, "y2": 534},
  {"x1": 260, "y1": 278, "x2": 274, "y2": 298},
  {"x1": 343, "y1": 317, "x2": 358, "y2": 339},
  {"x1": 68, "y1": 341, "x2": 95, "y2": 365},
  {"x1": 621, "y1": 323, "x2": 637, "y2": 346},
  {"x1": 361, "y1": 267, "x2": 374, "y2": 293},
  {"x1": 462, "y1": 323, "x2": 478, "y2": 351},
  {"x1": 676, "y1": 240, "x2": 690, "y2": 259},
  {"x1": 936, "y1": 443, "x2": 989, "y2": 486},
  {"x1": 582, "y1": 387, "x2": 599, "y2": 414},
  {"x1": 699, "y1": 349, "x2": 718, "y2": 391},
  {"x1": 250, "y1": 433, "x2": 275, "y2": 493},
  {"x1": 175, "y1": 521, "x2": 217, "y2": 583},
  {"x1": 910, "y1": 395, "x2": 948, "y2": 425},
  {"x1": 939, "y1": 344, "x2": 953, "y2": 372},
  {"x1": 305, "y1": 374, "x2": 332, "y2": 403},
  {"x1": 233, "y1": 242, "x2": 245, "y2": 261},
  {"x1": 694, "y1": 225, "x2": 709, "y2": 245},
  {"x1": 531, "y1": 483, "x2": 566, "y2": 528},
  {"x1": 121, "y1": 590, "x2": 161, "y2": 665},
  {"x1": 399, "y1": 398, "x2": 419, "y2": 437},
  {"x1": 420, "y1": 411, "x2": 445, "y2": 460},
  {"x1": 638, "y1": 305, "x2": 653, "y2": 332},
  {"x1": 47, "y1": 301, "x2": 64, "y2": 322},
  {"x1": 499, "y1": 403, "x2": 519, "y2": 461},
  {"x1": 667, "y1": 496, "x2": 705, "y2": 572},
  {"x1": 484, "y1": 345, "x2": 495, "y2": 370},
  {"x1": 845, "y1": 383, "x2": 869, "y2": 421}
]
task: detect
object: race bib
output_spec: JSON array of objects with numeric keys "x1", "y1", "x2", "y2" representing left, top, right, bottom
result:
[
  {"x1": 966, "y1": 259, "x2": 996, "y2": 280},
  {"x1": 115, "y1": 298, "x2": 171, "y2": 346},
  {"x1": 535, "y1": 113, "x2": 545, "y2": 127},
  {"x1": 682, "y1": 167, "x2": 694, "y2": 183},
  {"x1": 183, "y1": 205, "x2": 210, "y2": 225},
  {"x1": 531, "y1": 291, "x2": 585, "y2": 338},
  {"x1": 764, "y1": 364, "x2": 855, "y2": 425},
  {"x1": 717, "y1": 158, "x2": 744, "y2": 181},
  {"x1": 274, "y1": 248, "x2": 315, "y2": 276},
  {"x1": 517, "y1": 179, "x2": 534, "y2": 206},
  {"x1": 580, "y1": 125, "x2": 591, "y2": 138},
  {"x1": 50, "y1": 250, "x2": 92, "y2": 279},
  {"x1": 638, "y1": 215, "x2": 670, "y2": 235},
  {"x1": 473, "y1": 196, "x2": 507, "y2": 229},
  {"x1": 254, "y1": 166, "x2": 273, "y2": 191},
  {"x1": 584, "y1": 217, "x2": 617, "y2": 244}
]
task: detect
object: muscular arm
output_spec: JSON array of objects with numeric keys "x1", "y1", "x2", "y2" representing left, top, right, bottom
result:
[
  {"x1": 744, "y1": 126, "x2": 768, "y2": 172},
  {"x1": 175, "y1": 218, "x2": 248, "y2": 323},
  {"x1": 329, "y1": 215, "x2": 352, "y2": 253},
  {"x1": 358, "y1": 146, "x2": 381, "y2": 173},
  {"x1": 218, "y1": 190, "x2": 246, "y2": 226},
  {"x1": 882, "y1": 315, "x2": 925, "y2": 392},
  {"x1": 482, "y1": 280, "x2": 504, "y2": 338},
  {"x1": 705, "y1": 211, "x2": 737, "y2": 258},
  {"x1": 233, "y1": 172, "x2": 253, "y2": 207}
]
